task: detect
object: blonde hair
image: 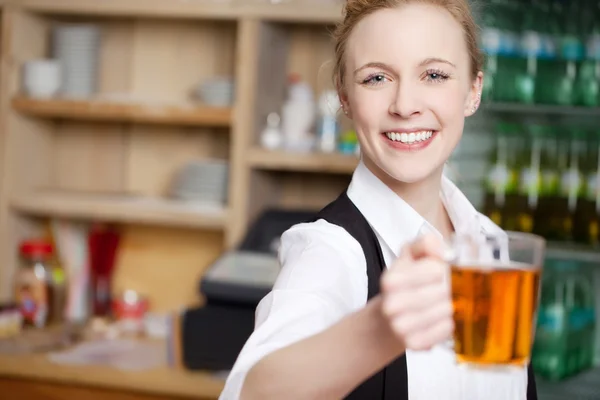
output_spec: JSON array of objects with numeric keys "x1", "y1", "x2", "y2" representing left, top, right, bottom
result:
[{"x1": 332, "y1": 0, "x2": 483, "y2": 91}]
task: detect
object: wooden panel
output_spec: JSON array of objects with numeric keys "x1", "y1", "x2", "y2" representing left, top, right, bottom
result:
[
  {"x1": 287, "y1": 24, "x2": 336, "y2": 97},
  {"x1": 3, "y1": 10, "x2": 53, "y2": 194},
  {"x1": 12, "y1": 97, "x2": 233, "y2": 127},
  {"x1": 112, "y1": 226, "x2": 224, "y2": 312},
  {"x1": 125, "y1": 127, "x2": 229, "y2": 197},
  {"x1": 279, "y1": 172, "x2": 351, "y2": 211},
  {"x1": 129, "y1": 19, "x2": 236, "y2": 104},
  {"x1": 98, "y1": 19, "x2": 134, "y2": 94},
  {"x1": 0, "y1": 9, "x2": 55, "y2": 301},
  {"x1": 51, "y1": 122, "x2": 126, "y2": 193}
]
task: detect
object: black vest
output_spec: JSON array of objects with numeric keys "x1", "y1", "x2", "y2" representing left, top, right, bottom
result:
[{"x1": 313, "y1": 192, "x2": 538, "y2": 400}]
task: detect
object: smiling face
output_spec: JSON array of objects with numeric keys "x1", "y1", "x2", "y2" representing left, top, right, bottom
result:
[{"x1": 341, "y1": 3, "x2": 482, "y2": 186}]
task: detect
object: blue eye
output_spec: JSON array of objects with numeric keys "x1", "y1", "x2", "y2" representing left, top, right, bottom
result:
[
  {"x1": 425, "y1": 69, "x2": 450, "y2": 82},
  {"x1": 363, "y1": 74, "x2": 388, "y2": 86}
]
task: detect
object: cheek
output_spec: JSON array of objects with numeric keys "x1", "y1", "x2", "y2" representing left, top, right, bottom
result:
[
  {"x1": 348, "y1": 88, "x2": 389, "y2": 125},
  {"x1": 431, "y1": 86, "x2": 468, "y2": 125}
]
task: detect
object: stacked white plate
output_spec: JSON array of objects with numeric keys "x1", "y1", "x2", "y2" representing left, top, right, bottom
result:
[
  {"x1": 52, "y1": 24, "x2": 101, "y2": 98},
  {"x1": 195, "y1": 77, "x2": 235, "y2": 106},
  {"x1": 170, "y1": 159, "x2": 229, "y2": 206}
]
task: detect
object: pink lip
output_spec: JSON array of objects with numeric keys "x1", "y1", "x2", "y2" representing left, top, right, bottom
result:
[
  {"x1": 383, "y1": 127, "x2": 433, "y2": 133},
  {"x1": 381, "y1": 131, "x2": 438, "y2": 151}
]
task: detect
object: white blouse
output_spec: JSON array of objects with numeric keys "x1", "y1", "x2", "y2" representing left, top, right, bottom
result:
[{"x1": 219, "y1": 161, "x2": 529, "y2": 400}]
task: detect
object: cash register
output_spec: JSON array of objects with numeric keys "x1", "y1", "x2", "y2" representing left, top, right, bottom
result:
[{"x1": 180, "y1": 208, "x2": 316, "y2": 371}]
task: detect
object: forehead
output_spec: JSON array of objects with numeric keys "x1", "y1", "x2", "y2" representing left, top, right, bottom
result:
[{"x1": 346, "y1": 3, "x2": 468, "y2": 69}]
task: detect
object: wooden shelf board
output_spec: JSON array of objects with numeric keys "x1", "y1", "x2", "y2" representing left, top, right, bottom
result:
[
  {"x1": 16, "y1": 0, "x2": 342, "y2": 23},
  {"x1": 11, "y1": 191, "x2": 228, "y2": 230},
  {"x1": 12, "y1": 97, "x2": 232, "y2": 127},
  {"x1": 247, "y1": 148, "x2": 359, "y2": 174}
]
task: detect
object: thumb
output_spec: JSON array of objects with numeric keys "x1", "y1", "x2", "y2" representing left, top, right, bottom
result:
[{"x1": 399, "y1": 233, "x2": 445, "y2": 262}]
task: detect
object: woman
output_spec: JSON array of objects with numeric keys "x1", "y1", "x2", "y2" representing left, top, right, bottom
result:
[{"x1": 221, "y1": 0, "x2": 537, "y2": 399}]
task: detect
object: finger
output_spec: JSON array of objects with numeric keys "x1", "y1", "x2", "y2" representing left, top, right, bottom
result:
[
  {"x1": 405, "y1": 233, "x2": 445, "y2": 260},
  {"x1": 397, "y1": 233, "x2": 443, "y2": 261},
  {"x1": 388, "y1": 297, "x2": 453, "y2": 338},
  {"x1": 382, "y1": 280, "x2": 450, "y2": 317},
  {"x1": 382, "y1": 259, "x2": 447, "y2": 292},
  {"x1": 404, "y1": 318, "x2": 454, "y2": 351}
]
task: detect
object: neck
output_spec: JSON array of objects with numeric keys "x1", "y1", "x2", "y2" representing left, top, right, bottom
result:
[{"x1": 364, "y1": 158, "x2": 454, "y2": 237}]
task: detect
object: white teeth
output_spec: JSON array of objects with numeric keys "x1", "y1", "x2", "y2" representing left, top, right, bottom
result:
[{"x1": 385, "y1": 131, "x2": 434, "y2": 144}]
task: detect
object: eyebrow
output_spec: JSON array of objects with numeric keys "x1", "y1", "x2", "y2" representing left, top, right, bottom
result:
[
  {"x1": 353, "y1": 58, "x2": 457, "y2": 76},
  {"x1": 353, "y1": 62, "x2": 391, "y2": 76},
  {"x1": 419, "y1": 57, "x2": 456, "y2": 68}
]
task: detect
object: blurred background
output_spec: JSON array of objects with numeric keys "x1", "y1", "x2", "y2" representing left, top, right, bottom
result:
[{"x1": 0, "y1": 0, "x2": 597, "y2": 399}]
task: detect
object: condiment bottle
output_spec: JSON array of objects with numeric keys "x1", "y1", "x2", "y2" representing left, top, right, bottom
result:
[{"x1": 14, "y1": 239, "x2": 65, "y2": 328}]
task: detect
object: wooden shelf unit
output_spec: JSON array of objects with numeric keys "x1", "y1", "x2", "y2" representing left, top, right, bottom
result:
[
  {"x1": 12, "y1": 97, "x2": 233, "y2": 127},
  {"x1": 11, "y1": 191, "x2": 228, "y2": 230},
  {"x1": 0, "y1": 2, "x2": 346, "y2": 315}
]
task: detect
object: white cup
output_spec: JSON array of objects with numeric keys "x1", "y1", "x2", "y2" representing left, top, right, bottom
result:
[{"x1": 23, "y1": 59, "x2": 62, "y2": 98}]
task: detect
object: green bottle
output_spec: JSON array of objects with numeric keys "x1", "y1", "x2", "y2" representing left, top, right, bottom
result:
[
  {"x1": 533, "y1": 259, "x2": 570, "y2": 380},
  {"x1": 533, "y1": 259, "x2": 595, "y2": 380},
  {"x1": 484, "y1": 122, "x2": 522, "y2": 229},
  {"x1": 532, "y1": 125, "x2": 560, "y2": 237}
]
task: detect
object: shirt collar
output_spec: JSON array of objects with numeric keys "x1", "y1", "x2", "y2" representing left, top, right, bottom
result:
[{"x1": 347, "y1": 160, "x2": 486, "y2": 257}]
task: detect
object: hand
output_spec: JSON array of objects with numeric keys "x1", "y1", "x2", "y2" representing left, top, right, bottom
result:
[{"x1": 380, "y1": 234, "x2": 453, "y2": 351}]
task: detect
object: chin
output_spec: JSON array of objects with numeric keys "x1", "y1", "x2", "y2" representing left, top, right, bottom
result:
[
  {"x1": 377, "y1": 160, "x2": 442, "y2": 184},
  {"x1": 366, "y1": 144, "x2": 447, "y2": 184}
]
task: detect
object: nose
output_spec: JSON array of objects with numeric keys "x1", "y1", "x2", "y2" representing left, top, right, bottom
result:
[{"x1": 388, "y1": 79, "x2": 422, "y2": 118}]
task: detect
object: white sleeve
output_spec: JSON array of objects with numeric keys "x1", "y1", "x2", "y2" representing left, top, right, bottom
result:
[{"x1": 218, "y1": 219, "x2": 368, "y2": 400}]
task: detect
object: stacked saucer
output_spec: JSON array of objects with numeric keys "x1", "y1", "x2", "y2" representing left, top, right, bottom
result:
[
  {"x1": 170, "y1": 159, "x2": 229, "y2": 206},
  {"x1": 195, "y1": 77, "x2": 235, "y2": 107}
]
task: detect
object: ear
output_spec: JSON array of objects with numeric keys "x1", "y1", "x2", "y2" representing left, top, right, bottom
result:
[
  {"x1": 338, "y1": 89, "x2": 353, "y2": 120},
  {"x1": 464, "y1": 71, "x2": 484, "y2": 117}
]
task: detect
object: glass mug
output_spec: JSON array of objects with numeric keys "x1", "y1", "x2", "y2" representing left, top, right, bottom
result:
[{"x1": 446, "y1": 231, "x2": 545, "y2": 368}]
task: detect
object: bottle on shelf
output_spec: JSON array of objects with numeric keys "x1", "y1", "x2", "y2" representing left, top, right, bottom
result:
[
  {"x1": 479, "y1": 0, "x2": 600, "y2": 108},
  {"x1": 259, "y1": 112, "x2": 283, "y2": 150},
  {"x1": 559, "y1": 0, "x2": 586, "y2": 62},
  {"x1": 281, "y1": 73, "x2": 316, "y2": 153},
  {"x1": 533, "y1": 125, "x2": 570, "y2": 240},
  {"x1": 533, "y1": 259, "x2": 596, "y2": 380},
  {"x1": 517, "y1": 123, "x2": 559, "y2": 234},
  {"x1": 483, "y1": 122, "x2": 523, "y2": 230},
  {"x1": 558, "y1": 129, "x2": 587, "y2": 240},
  {"x1": 587, "y1": 1, "x2": 600, "y2": 60},
  {"x1": 576, "y1": 3, "x2": 600, "y2": 108},
  {"x1": 315, "y1": 90, "x2": 341, "y2": 153},
  {"x1": 573, "y1": 129, "x2": 600, "y2": 244},
  {"x1": 14, "y1": 239, "x2": 66, "y2": 329}
]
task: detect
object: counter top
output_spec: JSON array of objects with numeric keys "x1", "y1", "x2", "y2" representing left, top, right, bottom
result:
[{"x1": 0, "y1": 345, "x2": 226, "y2": 399}]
